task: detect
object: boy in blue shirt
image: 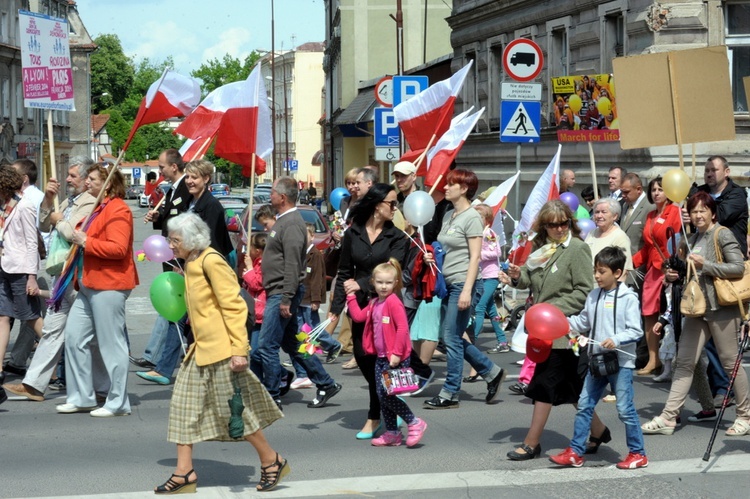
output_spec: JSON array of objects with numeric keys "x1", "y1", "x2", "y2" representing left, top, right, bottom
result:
[{"x1": 550, "y1": 246, "x2": 647, "y2": 469}]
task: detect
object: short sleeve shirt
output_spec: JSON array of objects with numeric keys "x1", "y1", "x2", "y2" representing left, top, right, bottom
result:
[{"x1": 438, "y1": 208, "x2": 484, "y2": 285}]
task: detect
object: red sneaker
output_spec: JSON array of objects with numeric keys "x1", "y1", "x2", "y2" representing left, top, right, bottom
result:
[
  {"x1": 617, "y1": 452, "x2": 648, "y2": 469},
  {"x1": 549, "y1": 447, "x2": 584, "y2": 468}
]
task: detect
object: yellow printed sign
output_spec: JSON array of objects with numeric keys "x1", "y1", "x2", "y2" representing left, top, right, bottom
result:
[{"x1": 550, "y1": 74, "x2": 619, "y2": 142}]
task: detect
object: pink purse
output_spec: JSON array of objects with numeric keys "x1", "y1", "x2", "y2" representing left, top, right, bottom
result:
[{"x1": 381, "y1": 367, "x2": 419, "y2": 395}]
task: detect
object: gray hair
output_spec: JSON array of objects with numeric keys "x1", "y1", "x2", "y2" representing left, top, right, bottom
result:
[
  {"x1": 167, "y1": 212, "x2": 211, "y2": 252},
  {"x1": 593, "y1": 197, "x2": 622, "y2": 219},
  {"x1": 68, "y1": 156, "x2": 94, "y2": 176},
  {"x1": 274, "y1": 176, "x2": 298, "y2": 203},
  {"x1": 357, "y1": 166, "x2": 378, "y2": 185}
]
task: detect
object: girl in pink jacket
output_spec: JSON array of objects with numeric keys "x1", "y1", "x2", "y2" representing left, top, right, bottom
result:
[{"x1": 347, "y1": 258, "x2": 427, "y2": 448}]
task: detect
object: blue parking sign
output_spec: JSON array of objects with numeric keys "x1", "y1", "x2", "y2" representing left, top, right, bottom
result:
[
  {"x1": 393, "y1": 75, "x2": 429, "y2": 106},
  {"x1": 374, "y1": 108, "x2": 399, "y2": 147}
]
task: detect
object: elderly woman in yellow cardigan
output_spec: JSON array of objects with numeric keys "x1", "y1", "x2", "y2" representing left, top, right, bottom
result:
[{"x1": 154, "y1": 212, "x2": 288, "y2": 494}]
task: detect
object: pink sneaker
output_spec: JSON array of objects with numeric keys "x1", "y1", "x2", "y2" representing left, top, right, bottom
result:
[
  {"x1": 371, "y1": 431, "x2": 403, "y2": 447},
  {"x1": 406, "y1": 418, "x2": 427, "y2": 447}
]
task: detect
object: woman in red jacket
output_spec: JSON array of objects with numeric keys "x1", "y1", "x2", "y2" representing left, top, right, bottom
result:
[
  {"x1": 631, "y1": 177, "x2": 681, "y2": 375},
  {"x1": 56, "y1": 164, "x2": 139, "y2": 417}
]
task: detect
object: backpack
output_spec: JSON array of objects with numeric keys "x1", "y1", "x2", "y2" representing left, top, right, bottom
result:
[{"x1": 430, "y1": 241, "x2": 448, "y2": 299}]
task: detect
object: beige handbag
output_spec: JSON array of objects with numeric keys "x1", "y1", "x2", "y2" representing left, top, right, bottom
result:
[
  {"x1": 680, "y1": 259, "x2": 706, "y2": 318},
  {"x1": 712, "y1": 227, "x2": 750, "y2": 308}
]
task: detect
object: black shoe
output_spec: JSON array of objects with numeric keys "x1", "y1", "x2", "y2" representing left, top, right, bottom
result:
[
  {"x1": 509, "y1": 382, "x2": 528, "y2": 395},
  {"x1": 585, "y1": 426, "x2": 611, "y2": 455},
  {"x1": 424, "y1": 396, "x2": 459, "y2": 410},
  {"x1": 462, "y1": 374, "x2": 480, "y2": 383},
  {"x1": 486, "y1": 368, "x2": 506, "y2": 404},
  {"x1": 0, "y1": 371, "x2": 5, "y2": 384},
  {"x1": 507, "y1": 443, "x2": 542, "y2": 461},
  {"x1": 128, "y1": 356, "x2": 155, "y2": 369},
  {"x1": 0, "y1": 388, "x2": 7, "y2": 406},
  {"x1": 325, "y1": 344, "x2": 343, "y2": 364},
  {"x1": 279, "y1": 368, "x2": 294, "y2": 397},
  {"x1": 307, "y1": 382, "x2": 342, "y2": 408},
  {"x1": 274, "y1": 398, "x2": 283, "y2": 412},
  {"x1": 2, "y1": 363, "x2": 27, "y2": 377}
]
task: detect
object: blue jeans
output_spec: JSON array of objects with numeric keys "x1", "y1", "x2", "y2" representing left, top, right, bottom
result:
[
  {"x1": 705, "y1": 338, "x2": 731, "y2": 397},
  {"x1": 570, "y1": 367, "x2": 645, "y2": 457},
  {"x1": 251, "y1": 287, "x2": 335, "y2": 398},
  {"x1": 439, "y1": 283, "x2": 501, "y2": 400},
  {"x1": 473, "y1": 278, "x2": 507, "y2": 343},
  {"x1": 154, "y1": 314, "x2": 189, "y2": 377},
  {"x1": 292, "y1": 305, "x2": 342, "y2": 378},
  {"x1": 143, "y1": 315, "x2": 169, "y2": 363}
]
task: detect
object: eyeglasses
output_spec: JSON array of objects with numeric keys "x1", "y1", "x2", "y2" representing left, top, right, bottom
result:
[
  {"x1": 166, "y1": 237, "x2": 182, "y2": 244},
  {"x1": 381, "y1": 200, "x2": 398, "y2": 210},
  {"x1": 546, "y1": 220, "x2": 570, "y2": 230}
]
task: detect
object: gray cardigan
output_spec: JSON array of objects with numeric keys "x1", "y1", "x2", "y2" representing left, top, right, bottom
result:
[{"x1": 691, "y1": 224, "x2": 746, "y2": 312}]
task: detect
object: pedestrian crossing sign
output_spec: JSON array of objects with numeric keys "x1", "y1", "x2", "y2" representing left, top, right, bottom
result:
[{"x1": 500, "y1": 100, "x2": 541, "y2": 143}]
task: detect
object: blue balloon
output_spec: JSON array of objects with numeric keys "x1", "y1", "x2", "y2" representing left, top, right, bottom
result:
[
  {"x1": 329, "y1": 187, "x2": 350, "y2": 211},
  {"x1": 577, "y1": 218, "x2": 596, "y2": 239}
]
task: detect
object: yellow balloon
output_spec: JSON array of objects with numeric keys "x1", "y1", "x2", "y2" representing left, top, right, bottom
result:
[
  {"x1": 597, "y1": 97, "x2": 612, "y2": 116},
  {"x1": 662, "y1": 168, "x2": 692, "y2": 203},
  {"x1": 609, "y1": 118, "x2": 619, "y2": 130},
  {"x1": 568, "y1": 94, "x2": 582, "y2": 114}
]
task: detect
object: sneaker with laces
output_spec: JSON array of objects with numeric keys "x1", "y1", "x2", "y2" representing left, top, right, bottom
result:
[
  {"x1": 488, "y1": 342, "x2": 511, "y2": 354},
  {"x1": 406, "y1": 418, "x2": 427, "y2": 447},
  {"x1": 616, "y1": 452, "x2": 648, "y2": 469},
  {"x1": 48, "y1": 379, "x2": 66, "y2": 391},
  {"x1": 549, "y1": 447, "x2": 584, "y2": 467},
  {"x1": 307, "y1": 382, "x2": 342, "y2": 408},
  {"x1": 325, "y1": 343, "x2": 343, "y2": 364},
  {"x1": 371, "y1": 431, "x2": 403, "y2": 446},
  {"x1": 290, "y1": 377, "x2": 314, "y2": 389},
  {"x1": 509, "y1": 382, "x2": 528, "y2": 395},
  {"x1": 687, "y1": 410, "x2": 718, "y2": 422}
]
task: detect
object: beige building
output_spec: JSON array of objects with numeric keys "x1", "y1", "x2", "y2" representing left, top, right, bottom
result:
[
  {"x1": 323, "y1": 0, "x2": 454, "y2": 188},
  {"x1": 260, "y1": 42, "x2": 325, "y2": 186}
]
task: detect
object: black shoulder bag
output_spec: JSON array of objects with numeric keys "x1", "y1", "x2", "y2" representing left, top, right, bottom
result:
[{"x1": 588, "y1": 286, "x2": 620, "y2": 378}]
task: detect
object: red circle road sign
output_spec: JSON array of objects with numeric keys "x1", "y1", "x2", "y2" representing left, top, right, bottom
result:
[{"x1": 502, "y1": 38, "x2": 544, "y2": 82}]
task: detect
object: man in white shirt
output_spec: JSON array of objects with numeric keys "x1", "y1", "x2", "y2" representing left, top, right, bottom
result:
[{"x1": 608, "y1": 166, "x2": 626, "y2": 201}]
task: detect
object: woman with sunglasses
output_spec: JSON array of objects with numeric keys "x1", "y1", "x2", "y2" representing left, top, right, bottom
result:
[
  {"x1": 500, "y1": 200, "x2": 603, "y2": 460},
  {"x1": 329, "y1": 183, "x2": 408, "y2": 439}
]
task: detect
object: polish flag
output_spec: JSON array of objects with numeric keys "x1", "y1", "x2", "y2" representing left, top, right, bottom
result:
[
  {"x1": 422, "y1": 107, "x2": 484, "y2": 188},
  {"x1": 413, "y1": 106, "x2": 474, "y2": 176},
  {"x1": 393, "y1": 60, "x2": 473, "y2": 151},
  {"x1": 176, "y1": 64, "x2": 273, "y2": 176},
  {"x1": 123, "y1": 68, "x2": 201, "y2": 150},
  {"x1": 179, "y1": 133, "x2": 216, "y2": 162},
  {"x1": 509, "y1": 144, "x2": 562, "y2": 265},
  {"x1": 481, "y1": 171, "x2": 520, "y2": 249}
]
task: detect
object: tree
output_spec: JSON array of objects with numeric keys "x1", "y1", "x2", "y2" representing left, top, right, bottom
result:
[
  {"x1": 103, "y1": 108, "x2": 181, "y2": 162},
  {"x1": 90, "y1": 34, "x2": 134, "y2": 113},
  {"x1": 191, "y1": 52, "x2": 262, "y2": 94},
  {"x1": 117, "y1": 58, "x2": 175, "y2": 121}
]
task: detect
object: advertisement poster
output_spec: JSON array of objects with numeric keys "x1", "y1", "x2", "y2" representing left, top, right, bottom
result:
[
  {"x1": 19, "y1": 9, "x2": 75, "y2": 111},
  {"x1": 550, "y1": 74, "x2": 617, "y2": 142}
]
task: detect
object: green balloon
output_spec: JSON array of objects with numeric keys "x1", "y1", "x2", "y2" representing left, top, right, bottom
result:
[
  {"x1": 575, "y1": 205, "x2": 590, "y2": 220},
  {"x1": 150, "y1": 272, "x2": 187, "y2": 322}
]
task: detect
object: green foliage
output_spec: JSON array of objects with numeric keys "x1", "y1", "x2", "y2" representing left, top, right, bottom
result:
[
  {"x1": 90, "y1": 34, "x2": 134, "y2": 113},
  {"x1": 191, "y1": 52, "x2": 263, "y2": 94},
  {"x1": 103, "y1": 108, "x2": 181, "y2": 162}
]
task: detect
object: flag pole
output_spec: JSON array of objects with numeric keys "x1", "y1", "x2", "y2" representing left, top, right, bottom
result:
[
  {"x1": 123, "y1": 68, "x2": 170, "y2": 151},
  {"x1": 246, "y1": 154, "x2": 256, "y2": 256},
  {"x1": 46, "y1": 110, "x2": 59, "y2": 211},
  {"x1": 587, "y1": 141, "x2": 598, "y2": 199},
  {"x1": 80, "y1": 148, "x2": 126, "y2": 229}
]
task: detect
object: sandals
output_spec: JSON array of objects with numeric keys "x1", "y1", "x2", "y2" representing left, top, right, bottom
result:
[
  {"x1": 154, "y1": 469, "x2": 197, "y2": 494},
  {"x1": 257, "y1": 453, "x2": 290, "y2": 492},
  {"x1": 725, "y1": 418, "x2": 750, "y2": 436},
  {"x1": 585, "y1": 426, "x2": 611, "y2": 454},
  {"x1": 641, "y1": 416, "x2": 676, "y2": 435}
]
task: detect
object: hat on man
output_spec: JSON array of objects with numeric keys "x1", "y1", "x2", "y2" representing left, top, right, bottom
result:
[{"x1": 392, "y1": 161, "x2": 416, "y2": 176}]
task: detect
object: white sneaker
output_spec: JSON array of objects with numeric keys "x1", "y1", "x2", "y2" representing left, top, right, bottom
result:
[
  {"x1": 290, "y1": 377, "x2": 313, "y2": 389},
  {"x1": 90, "y1": 407, "x2": 131, "y2": 418},
  {"x1": 56, "y1": 403, "x2": 97, "y2": 414}
]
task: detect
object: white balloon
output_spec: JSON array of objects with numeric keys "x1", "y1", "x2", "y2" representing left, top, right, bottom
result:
[{"x1": 403, "y1": 190, "x2": 436, "y2": 227}]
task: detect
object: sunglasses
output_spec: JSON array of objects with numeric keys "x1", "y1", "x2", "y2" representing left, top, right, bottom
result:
[
  {"x1": 546, "y1": 220, "x2": 570, "y2": 229},
  {"x1": 381, "y1": 200, "x2": 398, "y2": 210}
]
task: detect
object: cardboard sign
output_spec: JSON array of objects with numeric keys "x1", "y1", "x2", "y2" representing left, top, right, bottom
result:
[
  {"x1": 550, "y1": 74, "x2": 619, "y2": 142},
  {"x1": 613, "y1": 46, "x2": 735, "y2": 150}
]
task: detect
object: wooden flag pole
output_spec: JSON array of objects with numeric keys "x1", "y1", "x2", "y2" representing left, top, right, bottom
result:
[
  {"x1": 46, "y1": 110, "x2": 60, "y2": 211},
  {"x1": 246, "y1": 154, "x2": 256, "y2": 256},
  {"x1": 413, "y1": 133, "x2": 437, "y2": 171},
  {"x1": 587, "y1": 142, "x2": 598, "y2": 199},
  {"x1": 80, "y1": 149, "x2": 126, "y2": 229}
]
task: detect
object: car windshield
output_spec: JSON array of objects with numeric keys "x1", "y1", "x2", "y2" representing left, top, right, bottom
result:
[{"x1": 242, "y1": 207, "x2": 327, "y2": 233}]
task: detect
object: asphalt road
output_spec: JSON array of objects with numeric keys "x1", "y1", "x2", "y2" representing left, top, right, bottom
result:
[{"x1": 2, "y1": 200, "x2": 750, "y2": 498}]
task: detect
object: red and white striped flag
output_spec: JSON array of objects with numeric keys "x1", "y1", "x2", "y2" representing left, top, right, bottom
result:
[
  {"x1": 393, "y1": 61, "x2": 473, "y2": 151},
  {"x1": 413, "y1": 106, "x2": 474, "y2": 176},
  {"x1": 422, "y1": 107, "x2": 484, "y2": 188},
  {"x1": 179, "y1": 134, "x2": 216, "y2": 162},
  {"x1": 124, "y1": 68, "x2": 201, "y2": 150},
  {"x1": 481, "y1": 171, "x2": 520, "y2": 249},
  {"x1": 176, "y1": 64, "x2": 273, "y2": 176}
]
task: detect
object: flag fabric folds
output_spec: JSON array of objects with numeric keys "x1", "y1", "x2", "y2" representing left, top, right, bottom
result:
[
  {"x1": 179, "y1": 134, "x2": 216, "y2": 163},
  {"x1": 175, "y1": 64, "x2": 273, "y2": 176},
  {"x1": 482, "y1": 171, "x2": 520, "y2": 249},
  {"x1": 422, "y1": 107, "x2": 484, "y2": 188},
  {"x1": 393, "y1": 61, "x2": 473, "y2": 151},
  {"x1": 123, "y1": 68, "x2": 201, "y2": 150}
]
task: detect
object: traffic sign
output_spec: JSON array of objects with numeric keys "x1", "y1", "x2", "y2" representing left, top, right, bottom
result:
[
  {"x1": 501, "y1": 82, "x2": 542, "y2": 101},
  {"x1": 374, "y1": 76, "x2": 393, "y2": 107},
  {"x1": 374, "y1": 147, "x2": 399, "y2": 162},
  {"x1": 132, "y1": 167, "x2": 141, "y2": 179},
  {"x1": 285, "y1": 159, "x2": 299, "y2": 172},
  {"x1": 374, "y1": 107, "x2": 399, "y2": 147},
  {"x1": 393, "y1": 75, "x2": 429, "y2": 106},
  {"x1": 502, "y1": 38, "x2": 544, "y2": 82},
  {"x1": 500, "y1": 101, "x2": 541, "y2": 143}
]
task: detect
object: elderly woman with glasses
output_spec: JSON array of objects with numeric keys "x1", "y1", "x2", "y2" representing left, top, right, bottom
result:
[
  {"x1": 585, "y1": 197, "x2": 633, "y2": 276},
  {"x1": 329, "y1": 183, "x2": 408, "y2": 439},
  {"x1": 500, "y1": 200, "x2": 605, "y2": 460},
  {"x1": 155, "y1": 212, "x2": 287, "y2": 494}
]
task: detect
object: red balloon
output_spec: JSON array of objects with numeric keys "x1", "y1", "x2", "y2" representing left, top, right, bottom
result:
[{"x1": 525, "y1": 303, "x2": 570, "y2": 341}]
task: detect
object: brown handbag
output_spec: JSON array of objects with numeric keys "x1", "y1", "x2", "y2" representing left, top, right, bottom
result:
[
  {"x1": 680, "y1": 259, "x2": 706, "y2": 318},
  {"x1": 711, "y1": 227, "x2": 750, "y2": 308}
]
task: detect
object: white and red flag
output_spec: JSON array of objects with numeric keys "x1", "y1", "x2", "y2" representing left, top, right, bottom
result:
[
  {"x1": 176, "y1": 64, "x2": 273, "y2": 176},
  {"x1": 179, "y1": 133, "x2": 216, "y2": 162},
  {"x1": 509, "y1": 144, "x2": 562, "y2": 265},
  {"x1": 422, "y1": 107, "x2": 484, "y2": 188},
  {"x1": 480, "y1": 171, "x2": 520, "y2": 249},
  {"x1": 393, "y1": 60, "x2": 473, "y2": 151},
  {"x1": 123, "y1": 68, "x2": 201, "y2": 150},
  {"x1": 413, "y1": 106, "x2": 474, "y2": 176}
]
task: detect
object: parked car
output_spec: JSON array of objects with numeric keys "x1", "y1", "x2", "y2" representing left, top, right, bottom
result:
[
  {"x1": 139, "y1": 182, "x2": 172, "y2": 208},
  {"x1": 138, "y1": 193, "x2": 150, "y2": 207},
  {"x1": 227, "y1": 203, "x2": 334, "y2": 281},
  {"x1": 215, "y1": 195, "x2": 250, "y2": 208},
  {"x1": 126, "y1": 185, "x2": 143, "y2": 200},
  {"x1": 208, "y1": 183, "x2": 230, "y2": 196}
]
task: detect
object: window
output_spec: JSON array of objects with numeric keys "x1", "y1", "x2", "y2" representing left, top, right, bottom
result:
[
  {"x1": 2, "y1": 79, "x2": 9, "y2": 119},
  {"x1": 1, "y1": 12, "x2": 7, "y2": 43},
  {"x1": 15, "y1": 81, "x2": 22, "y2": 119},
  {"x1": 464, "y1": 52, "x2": 478, "y2": 113},
  {"x1": 489, "y1": 39, "x2": 505, "y2": 129},
  {"x1": 726, "y1": 2, "x2": 750, "y2": 112},
  {"x1": 603, "y1": 14, "x2": 625, "y2": 72}
]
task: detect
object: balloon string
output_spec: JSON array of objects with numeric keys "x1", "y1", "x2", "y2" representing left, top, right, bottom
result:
[{"x1": 401, "y1": 229, "x2": 441, "y2": 275}]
